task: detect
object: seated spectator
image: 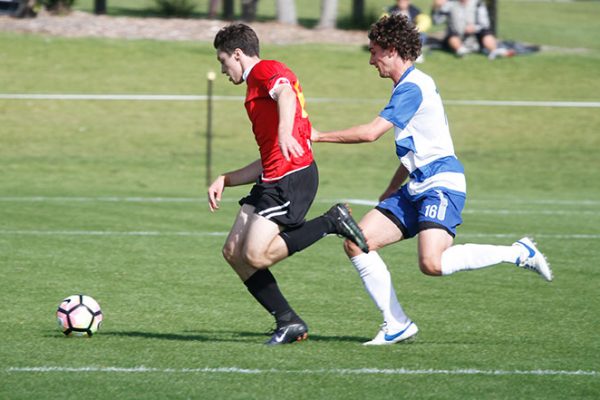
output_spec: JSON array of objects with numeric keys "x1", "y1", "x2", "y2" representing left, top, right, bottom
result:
[
  {"x1": 432, "y1": 0, "x2": 512, "y2": 59},
  {"x1": 385, "y1": 0, "x2": 432, "y2": 62}
]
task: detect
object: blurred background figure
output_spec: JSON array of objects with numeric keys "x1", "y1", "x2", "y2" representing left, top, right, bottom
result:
[
  {"x1": 432, "y1": 0, "x2": 512, "y2": 59},
  {"x1": 385, "y1": 0, "x2": 432, "y2": 62}
]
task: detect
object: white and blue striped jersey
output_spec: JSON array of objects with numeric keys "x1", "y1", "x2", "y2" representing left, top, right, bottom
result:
[{"x1": 379, "y1": 66, "x2": 466, "y2": 197}]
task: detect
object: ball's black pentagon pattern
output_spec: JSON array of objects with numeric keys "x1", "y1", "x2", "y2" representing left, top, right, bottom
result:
[{"x1": 56, "y1": 294, "x2": 103, "y2": 337}]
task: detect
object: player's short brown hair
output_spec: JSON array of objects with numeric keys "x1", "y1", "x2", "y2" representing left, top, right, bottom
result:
[
  {"x1": 213, "y1": 23, "x2": 260, "y2": 57},
  {"x1": 368, "y1": 14, "x2": 421, "y2": 62}
]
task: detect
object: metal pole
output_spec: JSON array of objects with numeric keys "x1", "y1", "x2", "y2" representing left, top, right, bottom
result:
[
  {"x1": 223, "y1": 0, "x2": 234, "y2": 20},
  {"x1": 206, "y1": 71, "x2": 216, "y2": 187},
  {"x1": 487, "y1": 0, "x2": 497, "y2": 36},
  {"x1": 352, "y1": 0, "x2": 364, "y2": 27},
  {"x1": 94, "y1": 0, "x2": 106, "y2": 15}
]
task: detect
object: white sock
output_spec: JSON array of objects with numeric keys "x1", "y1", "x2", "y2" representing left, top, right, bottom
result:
[
  {"x1": 350, "y1": 251, "x2": 409, "y2": 328},
  {"x1": 441, "y1": 243, "x2": 521, "y2": 276}
]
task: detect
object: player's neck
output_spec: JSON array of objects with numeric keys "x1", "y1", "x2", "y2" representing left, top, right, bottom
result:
[
  {"x1": 392, "y1": 61, "x2": 414, "y2": 85},
  {"x1": 241, "y1": 56, "x2": 261, "y2": 79}
]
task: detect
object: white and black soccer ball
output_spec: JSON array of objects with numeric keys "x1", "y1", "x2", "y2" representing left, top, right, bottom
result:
[{"x1": 56, "y1": 294, "x2": 103, "y2": 337}]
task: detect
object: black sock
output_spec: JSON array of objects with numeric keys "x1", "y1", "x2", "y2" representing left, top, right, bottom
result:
[
  {"x1": 243, "y1": 269, "x2": 302, "y2": 326},
  {"x1": 279, "y1": 215, "x2": 336, "y2": 256}
]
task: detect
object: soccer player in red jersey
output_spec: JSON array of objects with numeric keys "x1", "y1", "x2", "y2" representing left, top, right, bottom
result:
[{"x1": 208, "y1": 24, "x2": 368, "y2": 345}]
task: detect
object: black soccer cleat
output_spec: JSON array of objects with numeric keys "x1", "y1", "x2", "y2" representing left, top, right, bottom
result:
[
  {"x1": 265, "y1": 322, "x2": 308, "y2": 345},
  {"x1": 325, "y1": 203, "x2": 369, "y2": 253}
]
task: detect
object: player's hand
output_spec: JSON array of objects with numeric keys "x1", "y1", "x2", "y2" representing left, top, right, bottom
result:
[
  {"x1": 279, "y1": 134, "x2": 304, "y2": 161},
  {"x1": 207, "y1": 175, "x2": 226, "y2": 212},
  {"x1": 310, "y1": 127, "x2": 320, "y2": 142}
]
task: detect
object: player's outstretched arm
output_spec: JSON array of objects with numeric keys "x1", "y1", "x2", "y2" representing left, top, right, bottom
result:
[
  {"x1": 207, "y1": 159, "x2": 262, "y2": 212},
  {"x1": 312, "y1": 116, "x2": 393, "y2": 144}
]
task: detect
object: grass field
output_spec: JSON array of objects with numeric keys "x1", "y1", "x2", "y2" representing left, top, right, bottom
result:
[{"x1": 1, "y1": 2, "x2": 600, "y2": 399}]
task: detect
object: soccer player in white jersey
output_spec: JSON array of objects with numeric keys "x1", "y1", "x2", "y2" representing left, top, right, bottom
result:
[{"x1": 311, "y1": 14, "x2": 553, "y2": 345}]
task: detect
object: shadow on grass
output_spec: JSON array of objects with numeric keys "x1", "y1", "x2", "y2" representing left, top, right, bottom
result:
[{"x1": 100, "y1": 330, "x2": 368, "y2": 343}]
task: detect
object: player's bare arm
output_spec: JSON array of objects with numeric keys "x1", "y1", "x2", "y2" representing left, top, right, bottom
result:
[
  {"x1": 273, "y1": 84, "x2": 304, "y2": 161},
  {"x1": 311, "y1": 116, "x2": 393, "y2": 144},
  {"x1": 379, "y1": 163, "x2": 409, "y2": 201},
  {"x1": 207, "y1": 159, "x2": 263, "y2": 212}
]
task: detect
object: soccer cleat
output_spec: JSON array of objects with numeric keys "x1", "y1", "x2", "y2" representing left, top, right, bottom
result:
[
  {"x1": 363, "y1": 321, "x2": 419, "y2": 346},
  {"x1": 325, "y1": 203, "x2": 369, "y2": 253},
  {"x1": 488, "y1": 47, "x2": 516, "y2": 60},
  {"x1": 513, "y1": 237, "x2": 553, "y2": 282},
  {"x1": 265, "y1": 322, "x2": 308, "y2": 345}
]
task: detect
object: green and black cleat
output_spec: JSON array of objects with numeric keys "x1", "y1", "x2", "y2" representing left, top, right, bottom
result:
[{"x1": 325, "y1": 203, "x2": 369, "y2": 253}]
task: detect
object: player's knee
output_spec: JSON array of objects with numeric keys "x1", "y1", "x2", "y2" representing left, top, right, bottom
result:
[
  {"x1": 344, "y1": 238, "x2": 366, "y2": 257},
  {"x1": 419, "y1": 256, "x2": 442, "y2": 276},
  {"x1": 222, "y1": 244, "x2": 240, "y2": 266}
]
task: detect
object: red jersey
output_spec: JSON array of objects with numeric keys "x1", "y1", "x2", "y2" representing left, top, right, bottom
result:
[{"x1": 244, "y1": 60, "x2": 313, "y2": 182}]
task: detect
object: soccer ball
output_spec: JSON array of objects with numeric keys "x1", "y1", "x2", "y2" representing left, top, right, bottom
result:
[{"x1": 56, "y1": 294, "x2": 103, "y2": 337}]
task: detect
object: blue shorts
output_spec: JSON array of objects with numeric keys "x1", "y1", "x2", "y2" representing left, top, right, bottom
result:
[{"x1": 376, "y1": 186, "x2": 466, "y2": 239}]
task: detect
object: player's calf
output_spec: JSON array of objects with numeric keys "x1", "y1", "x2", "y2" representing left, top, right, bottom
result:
[{"x1": 242, "y1": 251, "x2": 272, "y2": 269}]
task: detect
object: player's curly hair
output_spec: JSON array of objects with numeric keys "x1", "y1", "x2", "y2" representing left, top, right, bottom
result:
[
  {"x1": 368, "y1": 14, "x2": 421, "y2": 62},
  {"x1": 213, "y1": 23, "x2": 260, "y2": 57}
]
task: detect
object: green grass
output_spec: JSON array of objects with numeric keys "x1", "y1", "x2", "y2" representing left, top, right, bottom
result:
[
  {"x1": 499, "y1": 1, "x2": 600, "y2": 51},
  {"x1": 1, "y1": 3, "x2": 600, "y2": 398}
]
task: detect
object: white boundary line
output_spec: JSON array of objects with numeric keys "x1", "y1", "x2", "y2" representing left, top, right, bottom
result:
[
  {"x1": 443, "y1": 100, "x2": 600, "y2": 108},
  {"x1": 331, "y1": 197, "x2": 600, "y2": 207},
  {"x1": 5, "y1": 366, "x2": 598, "y2": 376},
  {"x1": 0, "y1": 196, "x2": 203, "y2": 203},
  {"x1": 1, "y1": 94, "x2": 599, "y2": 108},
  {"x1": 1, "y1": 196, "x2": 600, "y2": 207},
  {"x1": 1, "y1": 196, "x2": 599, "y2": 217},
  {"x1": 0, "y1": 230, "x2": 228, "y2": 237},
  {"x1": 461, "y1": 209, "x2": 600, "y2": 216},
  {"x1": 0, "y1": 230, "x2": 598, "y2": 239}
]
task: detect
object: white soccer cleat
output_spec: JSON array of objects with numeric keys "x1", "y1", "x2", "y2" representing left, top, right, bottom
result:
[
  {"x1": 363, "y1": 321, "x2": 418, "y2": 346},
  {"x1": 513, "y1": 237, "x2": 553, "y2": 282}
]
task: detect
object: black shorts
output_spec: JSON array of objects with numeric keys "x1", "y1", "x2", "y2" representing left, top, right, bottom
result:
[{"x1": 239, "y1": 161, "x2": 318, "y2": 229}]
